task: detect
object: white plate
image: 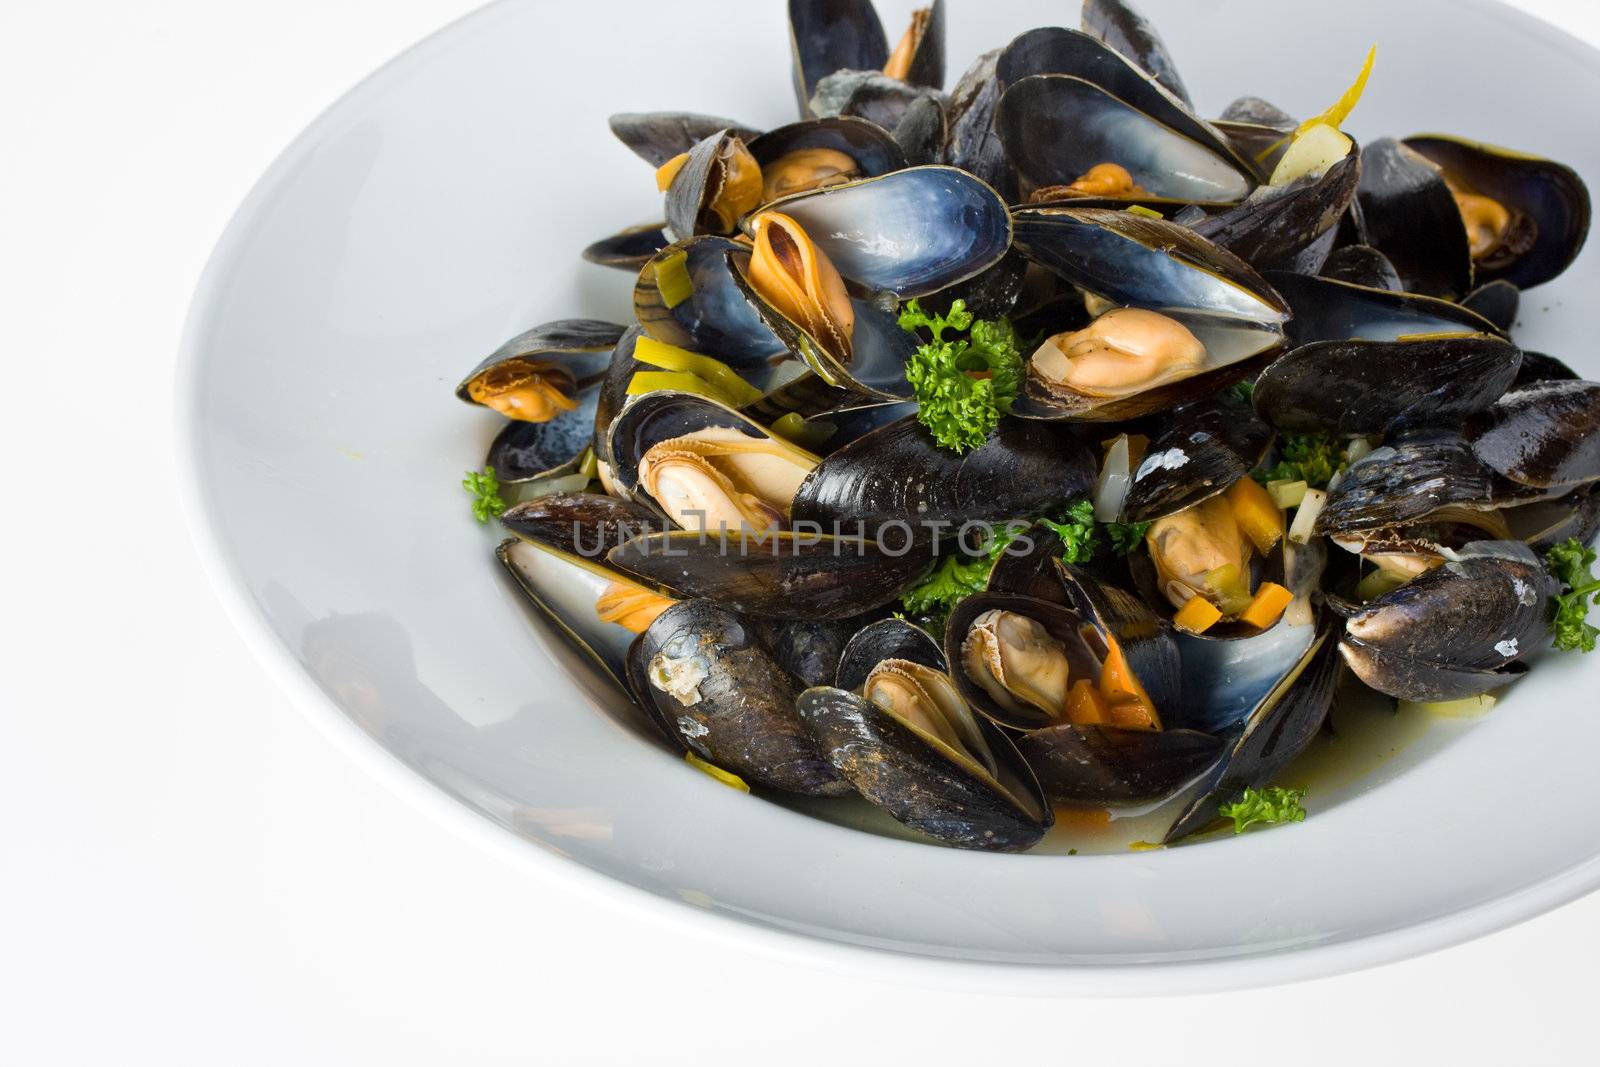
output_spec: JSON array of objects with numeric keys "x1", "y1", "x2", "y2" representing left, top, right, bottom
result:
[{"x1": 177, "y1": 0, "x2": 1600, "y2": 992}]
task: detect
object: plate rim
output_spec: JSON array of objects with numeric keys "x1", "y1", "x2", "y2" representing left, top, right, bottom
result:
[{"x1": 173, "y1": 0, "x2": 1600, "y2": 994}]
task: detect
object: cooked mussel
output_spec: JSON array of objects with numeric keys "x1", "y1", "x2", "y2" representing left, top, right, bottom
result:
[
  {"x1": 1120, "y1": 391, "x2": 1274, "y2": 523},
  {"x1": 633, "y1": 237, "x2": 789, "y2": 366},
  {"x1": 582, "y1": 222, "x2": 672, "y2": 273},
  {"x1": 1320, "y1": 244, "x2": 1402, "y2": 291},
  {"x1": 1316, "y1": 430, "x2": 1498, "y2": 535},
  {"x1": 748, "y1": 116, "x2": 907, "y2": 202},
  {"x1": 659, "y1": 131, "x2": 764, "y2": 240},
  {"x1": 1355, "y1": 137, "x2": 1475, "y2": 299},
  {"x1": 1336, "y1": 542, "x2": 1557, "y2": 703},
  {"x1": 1403, "y1": 134, "x2": 1591, "y2": 290},
  {"x1": 606, "y1": 391, "x2": 820, "y2": 532},
  {"x1": 1010, "y1": 207, "x2": 1289, "y2": 420},
  {"x1": 456, "y1": 320, "x2": 625, "y2": 422},
  {"x1": 1468, "y1": 380, "x2": 1600, "y2": 491},
  {"x1": 1081, "y1": 0, "x2": 1191, "y2": 105},
  {"x1": 629, "y1": 598, "x2": 850, "y2": 795},
  {"x1": 789, "y1": 0, "x2": 946, "y2": 116}
]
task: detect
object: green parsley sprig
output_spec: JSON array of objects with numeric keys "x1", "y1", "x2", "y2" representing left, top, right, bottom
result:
[
  {"x1": 1253, "y1": 432, "x2": 1346, "y2": 489},
  {"x1": 463, "y1": 466, "x2": 506, "y2": 524},
  {"x1": 1038, "y1": 498, "x2": 1150, "y2": 565},
  {"x1": 899, "y1": 298, "x2": 1023, "y2": 454},
  {"x1": 1546, "y1": 538, "x2": 1600, "y2": 653},
  {"x1": 1218, "y1": 786, "x2": 1307, "y2": 834}
]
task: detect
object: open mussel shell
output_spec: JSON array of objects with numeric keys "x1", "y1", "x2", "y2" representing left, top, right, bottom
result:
[
  {"x1": 1190, "y1": 150, "x2": 1361, "y2": 271},
  {"x1": 628, "y1": 598, "x2": 850, "y2": 796},
  {"x1": 836, "y1": 617, "x2": 946, "y2": 690},
  {"x1": 1317, "y1": 431, "x2": 1496, "y2": 535},
  {"x1": 662, "y1": 130, "x2": 760, "y2": 240},
  {"x1": 455, "y1": 320, "x2": 626, "y2": 408},
  {"x1": 1320, "y1": 245, "x2": 1403, "y2": 291},
  {"x1": 1503, "y1": 484, "x2": 1600, "y2": 550},
  {"x1": 796, "y1": 681, "x2": 1052, "y2": 851},
  {"x1": 788, "y1": 0, "x2": 889, "y2": 114},
  {"x1": 1355, "y1": 138, "x2": 1474, "y2": 300},
  {"x1": 996, "y1": 29, "x2": 1230, "y2": 164},
  {"x1": 496, "y1": 519, "x2": 675, "y2": 693},
  {"x1": 609, "y1": 112, "x2": 761, "y2": 168},
  {"x1": 1164, "y1": 619, "x2": 1342, "y2": 842},
  {"x1": 1404, "y1": 134, "x2": 1591, "y2": 290},
  {"x1": 1010, "y1": 207, "x2": 1288, "y2": 420},
  {"x1": 486, "y1": 388, "x2": 601, "y2": 483},
  {"x1": 1514, "y1": 351, "x2": 1580, "y2": 388},
  {"x1": 724, "y1": 258, "x2": 919, "y2": 398},
  {"x1": 1468, "y1": 380, "x2": 1600, "y2": 490},
  {"x1": 748, "y1": 116, "x2": 907, "y2": 197},
  {"x1": 1252, "y1": 335, "x2": 1521, "y2": 435},
  {"x1": 809, "y1": 71, "x2": 944, "y2": 133},
  {"x1": 500, "y1": 492, "x2": 668, "y2": 558},
  {"x1": 1081, "y1": 0, "x2": 1192, "y2": 106},
  {"x1": 1122, "y1": 392, "x2": 1273, "y2": 523},
  {"x1": 795, "y1": 400, "x2": 918, "y2": 455},
  {"x1": 603, "y1": 389, "x2": 800, "y2": 500},
  {"x1": 633, "y1": 237, "x2": 789, "y2": 367},
  {"x1": 757, "y1": 166, "x2": 1012, "y2": 298},
  {"x1": 1335, "y1": 542, "x2": 1556, "y2": 703},
  {"x1": 997, "y1": 75, "x2": 1252, "y2": 204},
  {"x1": 1132, "y1": 528, "x2": 1323, "y2": 646},
  {"x1": 790, "y1": 414, "x2": 1097, "y2": 540},
  {"x1": 1018, "y1": 725, "x2": 1222, "y2": 806},
  {"x1": 892, "y1": 94, "x2": 946, "y2": 165},
  {"x1": 582, "y1": 222, "x2": 672, "y2": 272},
  {"x1": 592, "y1": 326, "x2": 645, "y2": 472},
  {"x1": 1462, "y1": 280, "x2": 1520, "y2": 333},
  {"x1": 1266, "y1": 271, "x2": 1502, "y2": 346},
  {"x1": 608, "y1": 530, "x2": 933, "y2": 621}
]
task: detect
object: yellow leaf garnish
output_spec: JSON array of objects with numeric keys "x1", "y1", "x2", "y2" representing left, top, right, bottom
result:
[
  {"x1": 1124, "y1": 204, "x2": 1164, "y2": 219},
  {"x1": 685, "y1": 751, "x2": 750, "y2": 792},
  {"x1": 1258, "y1": 45, "x2": 1377, "y2": 162},
  {"x1": 630, "y1": 336, "x2": 764, "y2": 407},
  {"x1": 653, "y1": 249, "x2": 694, "y2": 308}
]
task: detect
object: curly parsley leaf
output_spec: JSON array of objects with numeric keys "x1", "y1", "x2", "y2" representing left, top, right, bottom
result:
[
  {"x1": 463, "y1": 466, "x2": 506, "y2": 524},
  {"x1": 1103, "y1": 520, "x2": 1152, "y2": 557},
  {"x1": 1039, "y1": 498, "x2": 1099, "y2": 564},
  {"x1": 1546, "y1": 538, "x2": 1600, "y2": 653},
  {"x1": 899, "y1": 523, "x2": 1017, "y2": 636},
  {"x1": 1218, "y1": 786, "x2": 1307, "y2": 834},
  {"x1": 900, "y1": 299, "x2": 1023, "y2": 454},
  {"x1": 1253, "y1": 432, "x2": 1346, "y2": 489}
]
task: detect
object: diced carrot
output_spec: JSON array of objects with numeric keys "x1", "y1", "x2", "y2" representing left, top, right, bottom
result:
[
  {"x1": 1173, "y1": 595, "x2": 1224, "y2": 635},
  {"x1": 1106, "y1": 700, "x2": 1160, "y2": 731},
  {"x1": 1065, "y1": 679, "x2": 1109, "y2": 725},
  {"x1": 1239, "y1": 581, "x2": 1294, "y2": 630},
  {"x1": 1226, "y1": 476, "x2": 1286, "y2": 555}
]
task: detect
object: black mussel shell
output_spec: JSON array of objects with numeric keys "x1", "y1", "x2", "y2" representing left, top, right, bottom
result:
[
  {"x1": 1164, "y1": 620, "x2": 1342, "y2": 842},
  {"x1": 748, "y1": 617, "x2": 859, "y2": 689},
  {"x1": 455, "y1": 319, "x2": 625, "y2": 405},
  {"x1": 1355, "y1": 138, "x2": 1473, "y2": 300},
  {"x1": 630, "y1": 599, "x2": 849, "y2": 795},
  {"x1": 1319, "y1": 244, "x2": 1402, "y2": 291},
  {"x1": 1334, "y1": 543, "x2": 1553, "y2": 704},
  {"x1": 791, "y1": 415, "x2": 1097, "y2": 541},
  {"x1": 663, "y1": 130, "x2": 759, "y2": 240},
  {"x1": 796, "y1": 684, "x2": 1052, "y2": 850},
  {"x1": 789, "y1": 0, "x2": 889, "y2": 115},
  {"x1": 944, "y1": 592, "x2": 1104, "y2": 730},
  {"x1": 486, "y1": 387, "x2": 600, "y2": 482},
  {"x1": 942, "y1": 48, "x2": 1018, "y2": 203},
  {"x1": 608, "y1": 530, "x2": 933, "y2": 620},
  {"x1": 1462, "y1": 279, "x2": 1520, "y2": 333},
  {"x1": 1405, "y1": 134, "x2": 1591, "y2": 290},
  {"x1": 1513, "y1": 351, "x2": 1580, "y2": 388},
  {"x1": 1469, "y1": 380, "x2": 1600, "y2": 489},
  {"x1": 609, "y1": 112, "x2": 761, "y2": 168},
  {"x1": 892, "y1": 94, "x2": 947, "y2": 165},
  {"x1": 500, "y1": 493, "x2": 667, "y2": 557},
  {"x1": 1081, "y1": 0, "x2": 1192, "y2": 105},
  {"x1": 835, "y1": 617, "x2": 946, "y2": 690},
  {"x1": 1266, "y1": 271, "x2": 1502, "y2": 346},
  {"x1": 1018, "y1": 725, "x2": 1221, "y2": 805},
  {"x1": 1190, "y1": 151, "x2": 1361, "y2": 270},
  {"x1": 604, "y1": 390, "x2": 802, "y2": 498},
  {"x1": 592, "y1": 326, "x2": 644, "y2": 469},
  {"x1": 1252, "y1": 335, "x2": 1521, "y2": 435},
  {"x1": 808, "y1": 71, "x2": 945, "y2": 133},
  {"x1": 582, "y1": 222, "x2": 672, "y2": 272},
  {"x1": 633, "y1": 237, "x2": 788, "y2": 367},
  {"x1": 1316, "y1": 431, "x2": 1496, "y2": 535},
  {"x1": 1219, "y1": 96, "x2": 1294, "y2": 129},
  {"x1": 1503, "y1": 484, "x2": 1600, "y2": 550},
  {"x1": 997, "y1": 74, "x2": 1251, "y2": 204},
  {"x1": 794, "y1": 400, "x2": 918, "y2": 455},
  {"x1": 1122, "y1": 392, "x2": 1273, "y2": 523}
]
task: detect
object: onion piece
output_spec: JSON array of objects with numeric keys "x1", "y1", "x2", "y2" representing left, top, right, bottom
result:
[
  {"x1": 1288, "y1": 488, "x2": 1326, "y2": 544},
  {"x1": 1094, "y1": 433, "x2": 1132, "y2": 522}
]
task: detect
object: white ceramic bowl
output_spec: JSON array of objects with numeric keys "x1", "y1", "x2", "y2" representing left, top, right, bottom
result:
[{"x1": 179, "y1": 0, "x2": 1600, "y2": 992}]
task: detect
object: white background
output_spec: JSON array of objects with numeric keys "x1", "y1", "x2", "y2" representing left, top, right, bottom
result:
[{"x1": 5, "y1": 1, "x2": 1600, "y2": 1063}]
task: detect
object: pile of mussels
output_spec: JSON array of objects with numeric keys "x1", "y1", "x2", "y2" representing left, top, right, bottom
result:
[{"x1": 456, "y1": 0, "x2": 1598, "y2": 850}]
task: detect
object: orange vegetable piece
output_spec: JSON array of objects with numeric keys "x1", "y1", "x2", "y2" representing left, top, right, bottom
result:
[
  {"x1": 1239, "y1": 581, "x2": 1294, "y2": 630},
  {"x1": 1226, "y1": 476, "x2": 1286, "y2": 555},
  {"x1": 1065, "y1": 679, "x2": 1110, "y2": 725},
  {"x1": 1106, "y1": 700, "x2": 1160, "y2": 731},
  {"x1": 1096, "y1": 635, "x2": 1162, "y2": 731},
  {"x1": 1173, "y1": 596, "x2": 1224, "y2": 635}
]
